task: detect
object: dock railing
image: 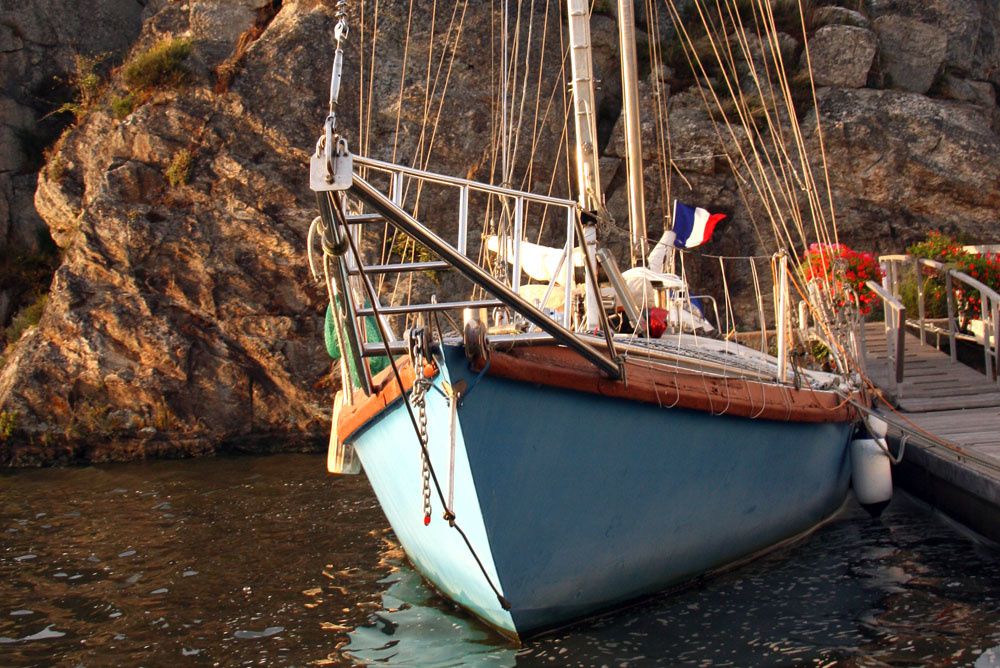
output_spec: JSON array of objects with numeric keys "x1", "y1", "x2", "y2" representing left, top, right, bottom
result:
[
  {"x1": 880, "y1": 254, "x2": 1000, "y2": 384},
  {"x1": 864, "y1": 279, "x2": 906, "y2": 395}
]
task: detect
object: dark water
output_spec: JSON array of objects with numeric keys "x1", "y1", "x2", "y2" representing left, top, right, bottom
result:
[{"x1": 2, "y1": 454, "x2": 1000, "y2": 667}]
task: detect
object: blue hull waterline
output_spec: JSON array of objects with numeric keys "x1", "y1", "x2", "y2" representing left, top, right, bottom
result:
[{"x1": 351, "y1": 344, "x2": 854, "y2": 638}]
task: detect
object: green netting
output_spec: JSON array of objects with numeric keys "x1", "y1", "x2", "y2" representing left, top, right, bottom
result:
[{"x1": 324, "y1": 301, "x2": 390, "y2": 387}]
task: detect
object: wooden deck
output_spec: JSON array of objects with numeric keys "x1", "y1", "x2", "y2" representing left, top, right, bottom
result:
[{"x1": 863, "y1": 322, "x2": 1000, "y2": 462}]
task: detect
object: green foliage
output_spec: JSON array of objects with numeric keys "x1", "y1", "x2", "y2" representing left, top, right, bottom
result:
[
  {"x1": 110, "y1": 92, "x2": 138, "y2": 119},
  {"x1": 0, "y1": 411, "x2": 17, "y2": 441},
  {"x1": 52, "y1": 53, "x2": 109, "y2": 122},
  {"x1": 903, "y1": 232, "x2": 1000, "y2": 331},
  {"x1": 123, "y1": 38, "x2": 192, "y2": 91},
  {"x1": 389, "y1": 234, "x2": 439, "y2": 283},
  {"x1": 66, "y1": 402, "x2": 122, "y2": 439},
  {"x1": 165, "y1": 148, "x2": 193, "y2": 187},
  {"x1": 908, "y1": 231, "x2": 968, "y2": 263},
  {"x1": 898, "y1": 273, "x2": 949, "y2": 320},
  {"x1": 1, "y1": 233, "x2": 58, "y2": 358},
  {"x1": 4, "y1": 294, "x2": 48, "y2": 346},
  {"x1": 390, "y1": 234, "x2": 434, "y2": 264}
]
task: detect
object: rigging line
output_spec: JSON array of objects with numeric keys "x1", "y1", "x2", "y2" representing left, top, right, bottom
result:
[
  {"x1": 407, "y1": 0, "x2": 467, "y2": 226},
  {"x1": 662, "y1": 1, "x2": 796, "y2": 258},
  {"x1": 390, "y1": 0, "x2": 416, "y2": 166},
  {"x1": 522, "y1": 0, "x2": 552, "y2": 194},
  {"x1": 402, "y1": 0, "x2": 439, "y2": 200},
  {"x1": 727, "y1": 0, "x2": 801, "y2": 217},
  {"x1": 796, "y1": 0, "x2": 839, "y2": 245},
  {"x1": 519, "y1": 3, "x2": 573, "y2": 238},
  {"x1": 386, "y1": 0, "x2": 439, "y2": 308},
  {"x1": 717, "y1": 0, "x2": 801, "y2": 232},
  {"x1": 507, "y1": 0, "x2": 537, "y2": 187},
  {"x1": 500, "y1": 0, "x2": 510, "y2": 184},
  {"x1": 358, "y1": 0, "x2": 366, "y2": 152},
  {"x1": 731, "y1": 156, "x2": 769, "y2": 250},
  {"x1": 418, "y1": 0, "x2": 471, "y2": 177},
  {"x1": 394, "y1": 0, "x2": 466, "y2": 317},
  {"x1": 503, "y1": 0, "x2": 525, "y2": 186},
  {"x1": 412, "y1": 0, "x2": 462, "y2": 181},
  {"x1": 711, "y1": 0, "x2": 821, "y2": 269},
  {"x1": 738, "y1": 7, "x2": 811, "y2": 246},
  {"x1": 364, "y1": 0, "x2": 380, "y2": 159},
  {"x1": 756, "y1": 0, "x2": 831, "y2": 252},
  {"x1": 645, "y1": 0, "x2": 671, "y2": 227},
  {"x1": 379, "y1": 0, "x2": 416, "y2": 293},
  {"x1": 709, "y1": 0, "x2": 809, "y2": 257},
  {"x1": 337, "y1": 196, "x2": 512, "y2": 611},
  {"x1": 751, "y1": 0, "x2": 825, "y2": 251}
]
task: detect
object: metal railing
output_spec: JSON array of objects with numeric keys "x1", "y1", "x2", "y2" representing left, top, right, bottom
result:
[
  {"x1": 352, "y1": 155, "x2": 581, "y2": 333},
  {"x1": 880, "y1": 254, "x2": 1000, "y2": 384},
  {"x1": 864, "y1": 279, "x2": 906, "y2": 394}
]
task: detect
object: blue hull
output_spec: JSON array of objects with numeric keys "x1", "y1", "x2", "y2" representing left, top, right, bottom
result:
[{"x1": 351, "y1": 344, "x2": 853, "y2": 638}]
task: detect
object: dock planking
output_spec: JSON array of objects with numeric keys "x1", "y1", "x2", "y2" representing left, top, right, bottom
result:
[
  {"x1": 863, "y1": 322, "x2": 1000, "y2": 459},
  {"x1": 863, "y1": 322, "x2": 1000, "y2": 542}
]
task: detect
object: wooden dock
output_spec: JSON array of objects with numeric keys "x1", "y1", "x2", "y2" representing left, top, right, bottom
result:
[{"x1": 864, "y1": 322, "x2": 1000, "y2": 542}]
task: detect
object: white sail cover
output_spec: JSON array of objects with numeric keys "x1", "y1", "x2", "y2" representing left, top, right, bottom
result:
[{"x1": 485, "y1": 235, "x2": 586, "y2": 285}]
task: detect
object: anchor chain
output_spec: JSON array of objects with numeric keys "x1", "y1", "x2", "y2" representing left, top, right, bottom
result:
[{"x1": 409, "y1": 328, "x2": 434, "y2": 526}]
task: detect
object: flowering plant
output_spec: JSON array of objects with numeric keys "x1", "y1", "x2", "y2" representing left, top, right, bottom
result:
[
  {"x1": 906, "y1": 232, "x2": 1000, "y2": 329},
  {"x1": 802, "y1": 243, "x2": 883, "y2": 316}
]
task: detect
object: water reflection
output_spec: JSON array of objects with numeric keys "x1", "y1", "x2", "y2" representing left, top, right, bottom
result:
[
  {"x1": 344, "y1": 567, "x2": 517, "y2": 666},
  {"x1": 345, "y1": 495, "x2": 1000, "y2": 666},
  {"x1": 1, "y1": 454, "x2": 999, "y2": 666}
]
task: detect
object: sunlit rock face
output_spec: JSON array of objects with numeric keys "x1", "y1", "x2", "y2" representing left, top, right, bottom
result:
[{"x1": 2, "y1": 0, "x2": 1000, "y2": 464}]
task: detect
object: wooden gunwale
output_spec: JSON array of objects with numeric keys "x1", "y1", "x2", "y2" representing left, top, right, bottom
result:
[{"x1": 337, "y1": 344, "x2": 860, "y2": 445}]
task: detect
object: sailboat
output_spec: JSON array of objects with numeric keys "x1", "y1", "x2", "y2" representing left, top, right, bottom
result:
[{"x1": 307, "y1": 0, "x2": 874, "y2": 640}]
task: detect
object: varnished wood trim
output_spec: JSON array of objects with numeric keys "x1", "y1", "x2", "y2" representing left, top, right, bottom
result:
[
  {"x1": 337, "y1": 359, "x2": 416, "y2": 445},
  {"x1": 484, "y1": 345, "x2": 859, "y2": 424},
  {"x1": 336, "y1": 344, "x2": 860, "y2": 445}
]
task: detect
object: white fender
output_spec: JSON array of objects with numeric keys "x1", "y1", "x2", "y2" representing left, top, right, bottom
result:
[
  {"x1": 851, "y1": 437, "x2": 893, "y2": 515},
  {"x1": 866, "y1": 414, "x2": 888, "y2": 439}
]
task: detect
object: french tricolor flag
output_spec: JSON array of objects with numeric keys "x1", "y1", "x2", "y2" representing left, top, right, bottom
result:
[{"x1": 672, "y1": 200, "x2": 726, "y2": 249}]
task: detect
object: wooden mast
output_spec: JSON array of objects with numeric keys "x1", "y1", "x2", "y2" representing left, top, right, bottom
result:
[
  {"x1": 616, "y1": 0, "x2": 648, "y2": 267},
  {"x1": 565, "y1": 0, "x2": 604, "y2": 329}
]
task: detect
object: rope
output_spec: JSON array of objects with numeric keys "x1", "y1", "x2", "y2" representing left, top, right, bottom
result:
[{"x1": 337, "y1": 200, "x2": 511, "y2": 611}]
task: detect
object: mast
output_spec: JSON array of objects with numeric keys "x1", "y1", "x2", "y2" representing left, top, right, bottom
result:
[
  {"x1": 565, "y1": 0, "x2": 604, "y2": 330},
  {"x1": 617, "y1": 0, "x2": 647, "y2": 267},
  {"x1": 565, "y1": 0, "x2": 603, "y2": 212}
]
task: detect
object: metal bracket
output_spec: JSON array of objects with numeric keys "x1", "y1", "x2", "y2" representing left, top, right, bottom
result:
[{"x1": 310, "y1": 124, "x2": 353, "y2": 192}]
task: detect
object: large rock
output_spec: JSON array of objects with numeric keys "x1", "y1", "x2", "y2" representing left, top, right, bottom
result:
[
  {"x1": 4, "y1": 0, "x2": 1000, "y2": 466},
  {"x1": 190, "y1": 0, "x2": 273, "y2": 45},
  {"x1": 0, "y1": 0, "x2": 145, "y2": 255},
  {"x1": 868, "y1": 0, "x2": 981, "y2": 75},
  {"x1": 811, "y1": 87, "x2": 1000, "y2": 245},
  {"x1": 812, "y1": 7, "x2": 870, "y2": 30},
  {"x1": 873, "y1": 15, "x2": 948, "y2": 94},
  {"x1": 0, "y1": 0, "x2": 574, "y2": 464},
  {"x1": 806, "y1": 24, "x2": 876, "y2": 89},
  {"x1": 939, "y1": 74, "x2": 997, "y2": 107}
]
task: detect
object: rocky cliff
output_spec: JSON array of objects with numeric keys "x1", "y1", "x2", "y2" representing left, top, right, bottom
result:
[{"x1": 2, "y1": 0, "x2": 1000, "y2": 465}]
